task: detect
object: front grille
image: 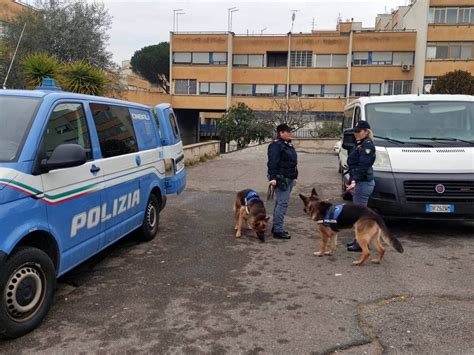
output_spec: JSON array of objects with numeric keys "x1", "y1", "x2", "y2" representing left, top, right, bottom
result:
[{"x1": 404, "y1": 181, "x2": 474, "y2": 202}]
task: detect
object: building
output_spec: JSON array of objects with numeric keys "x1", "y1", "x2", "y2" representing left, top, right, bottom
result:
[
  {"x1": 0, "y1": 0, "x2": 30, "y2": 36},
  {"x1": 168, "y1": 0, "x2": 473, "y2": 144}
]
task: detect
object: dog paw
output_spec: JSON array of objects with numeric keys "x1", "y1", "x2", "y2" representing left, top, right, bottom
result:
[
  {"x1": 371, "y1": 259, "x2": 381, "y2": 264},
  {"x1": 352, "y1": 260, "x2": 363, "y2": 266},
  {"x1": 235, "y1": 234, "x2": 241, "y2": 238},
  {"x1": 324, "y1": 251, "x2": 333, "y2": 256},
  {"x1": 314, "y1": 251, "x2": 324, "y2": 257}
]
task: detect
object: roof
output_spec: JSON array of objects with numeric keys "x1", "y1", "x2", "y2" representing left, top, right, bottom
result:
[
  {"x1": 0, "y1": 89, "x2": 151, "y2": 109},
  {"x1": 347, "y1": 94, "x2": 474, "y2": 107}
]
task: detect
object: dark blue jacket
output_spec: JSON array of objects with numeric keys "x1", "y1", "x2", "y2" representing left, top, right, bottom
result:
[
  {"x1": 267, "y1": 139, "x2": 298, "y2": 180},
  {"x1": 347, "y1": 137, "x2": 376, "y2": 183}
]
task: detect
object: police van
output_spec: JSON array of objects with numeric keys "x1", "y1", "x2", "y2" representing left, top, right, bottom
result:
[
  {"x1": 0, "y1": 80, "x2": 186, "y2": 338},
  {"x1": 339, "y1": 95, "x2": 474, "y2": 220}
]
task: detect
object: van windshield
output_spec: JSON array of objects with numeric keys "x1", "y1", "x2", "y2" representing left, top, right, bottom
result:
[
  {"x1": 366, "y1": 101, "x2": 474, "y2": 143},
  {"x1": 0, "y1": 96, "x2": 41, "y2": 161}
]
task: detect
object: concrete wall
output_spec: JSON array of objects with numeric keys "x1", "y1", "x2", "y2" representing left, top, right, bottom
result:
[
  {"x1": 292, "y1": 138, "x2": 339, "y2": 154},
  {"x1": 183, "y1": 140, "x2": 220, "y2": 165}
]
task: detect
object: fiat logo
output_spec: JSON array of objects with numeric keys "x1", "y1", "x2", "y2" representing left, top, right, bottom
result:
[{"x1": 435, "y1": 184, "x2": 445, "y2": 194}]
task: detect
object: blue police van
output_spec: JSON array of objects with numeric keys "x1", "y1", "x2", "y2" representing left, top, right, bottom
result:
[{"x1": 0, "y1": 80, "x2": 186, "y2": 338}]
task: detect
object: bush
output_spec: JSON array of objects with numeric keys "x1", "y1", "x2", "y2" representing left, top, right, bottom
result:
[
  {"x1": 21, "y1": 52, "x2": 62, "y2": 88},
  {"x1": 62, "y1": 61, "x2": 108, "y2": 96},
  {"x1": 314, "y1": 121, "x2": 342, "y2": 138},
  {"x1": 430, "y1": 70, "x2": 474, "y2": 95}
]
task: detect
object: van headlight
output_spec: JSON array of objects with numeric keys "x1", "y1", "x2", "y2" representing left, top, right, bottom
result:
[{"x1": 373, "y1": 147, "x2": 392, "y2": 172}]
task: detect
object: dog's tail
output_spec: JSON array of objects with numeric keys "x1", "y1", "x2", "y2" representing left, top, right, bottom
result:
[{"x1": 374, "y1": 214, "x2": 404, "y2": 253}]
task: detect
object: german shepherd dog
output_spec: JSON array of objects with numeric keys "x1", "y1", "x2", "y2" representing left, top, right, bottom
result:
[
  {"x1": 234, "y1": 189, "x2": 270, "y2": 242},
  {"x1": 299, "y1": 188, "x2": 404, "y2": 265}
]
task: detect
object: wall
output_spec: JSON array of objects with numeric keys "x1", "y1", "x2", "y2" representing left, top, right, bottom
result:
[
  {"x1": 0, "y1": 0, "x2": 28, "y2": 22},
  {"x1": 292, "y1": 138, "x2": 339, "y2": 153},
  {"x1": 122, "y1": 91, "x2": 171, "y2": 106},
  {"x1": 183, "y1": 140, "x2": 220, "y2": 165}
]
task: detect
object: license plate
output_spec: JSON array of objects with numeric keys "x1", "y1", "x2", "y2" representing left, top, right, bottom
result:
[{"x1": 425, "y1": 204, "x2": 455, "y2": 213}]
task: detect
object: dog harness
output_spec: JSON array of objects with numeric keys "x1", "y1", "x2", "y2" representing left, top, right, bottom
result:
[
  {"x1": 317, "y1": 204, "x2": 344, "y2": 227},
  {"x1": 244, "y1": 191, "x2": 260, "y2": 214}
]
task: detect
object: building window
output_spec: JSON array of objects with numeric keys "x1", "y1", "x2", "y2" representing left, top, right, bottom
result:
[
  {"x1": 290, "y1": 51, "x2": 312, "y2": 67},
  {"x1": 393, "y1": 52, "x2": 415, "y2": 65},
  {"x1": 290, "y1": 84, "x2": 300, "y2": 97},
  {"x1": 199, "y1": 82, "x2": 226, "y2": 95},
  {"x1": 301, "y1": 85, "x2": 321, "y2": 97},
  {"x1": 423, "y1": 77, "x2": 437, "y2": 94},
  {"x1": 384, "y1": 80, "x2": 412, "y2": 95},
  {"x1": 275, "y1": 84, "x2": 286, "y2": 97},
  {"x1": 255, "y1": 84, "x2": 274, "y2": 97},
  {"x1": 232, "y1": 84, "x2": 253, "y2": 96},
  {"x1": 427, "y1": 42, "x2": 472, "y2": 60},
  {"x1": 371, "y1": 52, "x2": 392, "y2": 65},
  {"x1": 267, "y1": 52, "x2": 288, "y2": 67},
  {"x1": 323, "y1": 85, "x2": 346, "y2": 98},
  {"x1": 428, "y1": 7, "x2": 474, "y2": 24},
  {"x1": 192, "y1": 52, "x2": 210, "y2": 64},
  {"x1": 211, "y1": 53, "x2": 227, "y2": 65},
  {"x1": 173, "y1": 52, "x2": 192, "y2": 64},
  {"x1": 232, "y1": 54, "x2": 264, "y2": 67},
  {"x1": 175, "y1": 79, "x2": 197, "y2": 95},
  {"x1": 315, "y1": 54, "x2": 347, "y2": 68},
  {"x1": 353, "y1": 52, "x2": 369, "y2": 65},
  {"x1": 351, "y1": 84, "x2": 381, "y2": 97}
]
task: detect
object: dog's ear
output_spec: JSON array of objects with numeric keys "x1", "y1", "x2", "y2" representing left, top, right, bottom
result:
[
  {"x1": 299, "y1": 194, "x2": 309, "y2": 205},
  {"x1": 311, "y1": 188, "x2": 319, "y2": 199},
  {"x1": 265, "y1": 216, "x2": 270, "y2": 222}
]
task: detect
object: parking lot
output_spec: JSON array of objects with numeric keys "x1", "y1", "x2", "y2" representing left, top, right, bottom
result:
[{"x1": 1, "y1": 145, "x2": 473, "y2": 354}]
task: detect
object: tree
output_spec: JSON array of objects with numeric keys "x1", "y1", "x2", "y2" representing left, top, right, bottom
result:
[
  {"x1": 219, "y1": 103, "x2": 273, "y2": 149},
  {"x1": 62, "y1": 61, "x2": 108, "y2": 96},
  {"x1": 130, "y1": 42, "x2": 170, "y2": 93},
  {"x1": 430, "y1": 70, "x2": 474, "y2": 95},
  {"x1": 266, "y1": 97, "x2": 314, "y2": 131},
  {"x1": 21, "y1": 52, "x2": 62, "y2": 88},
  {"x1": 2, "y1": 0, "x2": 113, "y2": 89}
]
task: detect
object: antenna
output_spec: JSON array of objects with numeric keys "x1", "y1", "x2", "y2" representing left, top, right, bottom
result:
[
  {"x1": 3, "y1": 22, "x2": 26, "y2": 89},
  {"x1": 290, "y1": 9, "x2": 299, "y2": 33},
  {"x1": 312, "y1": 17, "x2": 315, "y2": 31}
]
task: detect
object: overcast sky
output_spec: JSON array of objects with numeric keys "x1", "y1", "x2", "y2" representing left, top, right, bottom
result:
[{"x1": 98, "y1": 0, "x2": 409, "y2": 65}]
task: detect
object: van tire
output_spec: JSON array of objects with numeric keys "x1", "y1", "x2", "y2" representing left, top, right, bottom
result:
[
  {"x1": 0, "y1": 247, "x2": 56, "y2": 339},
  {"x1": 139, "y1": 194, "x2": 160, "y2": 242}
]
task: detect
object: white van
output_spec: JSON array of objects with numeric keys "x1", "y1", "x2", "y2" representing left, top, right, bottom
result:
[{"x1": 339, "y1": 95, "x2": 474, "y2": 220}]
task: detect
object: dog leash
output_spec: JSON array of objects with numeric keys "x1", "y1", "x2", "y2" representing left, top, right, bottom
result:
[{"x1": 267, "y1": 184, "x2": 275, "y2": 201}]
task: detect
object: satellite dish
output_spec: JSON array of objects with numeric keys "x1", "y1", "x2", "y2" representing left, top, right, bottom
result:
[{"x1": 424, "y1": 84, "x2": 432, "y2": 93}]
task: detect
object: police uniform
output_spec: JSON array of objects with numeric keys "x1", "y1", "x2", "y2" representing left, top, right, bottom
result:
[{"x1": 267, "y1": 124, "x2": 298, "y2": 239}]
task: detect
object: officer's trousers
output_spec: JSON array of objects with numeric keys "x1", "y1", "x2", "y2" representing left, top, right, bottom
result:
[{"x1": 272, "y1": 181, "x2": 294, "y2": 233}]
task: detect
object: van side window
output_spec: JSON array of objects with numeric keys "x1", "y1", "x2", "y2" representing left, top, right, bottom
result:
[
  {"x1": 354, "y1": 106, "x2": 361, "y2": 126},
  {"x1": 343, "y1": 108, "x2": 353, "y2": 130},
  {"x1": 39, "y1": 103, "x2": 92, "y2": 160},
  {"x1": 169, "y1": 112, "x2": 180, "y2": 138},
  {"x1": 90, "y1": 103, "x2": 138, "y2": 158}
]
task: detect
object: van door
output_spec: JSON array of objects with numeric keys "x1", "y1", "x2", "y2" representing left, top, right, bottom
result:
[
  {"x1": 89, "y1": 103, "x2": 142, "y2": 246},
  {"x1": 155, "y1": 104, "x2": 186, "y2": 195},
  {"x1": 38, "y1": 102, "x2": 103, "y2": 272}
]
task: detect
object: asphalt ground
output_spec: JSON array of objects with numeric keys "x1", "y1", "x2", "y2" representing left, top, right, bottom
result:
[{"x1": 1, "y1": 144, "x2": 473, "y2": 354}]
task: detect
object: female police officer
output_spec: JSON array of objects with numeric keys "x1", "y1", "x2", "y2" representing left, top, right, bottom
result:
[
  {"x1": 346, "y1": 120, "x2": 376, "y2": 251},
  {"x1": 268, "y1": 123, "x2": 298, "y2": 239}
]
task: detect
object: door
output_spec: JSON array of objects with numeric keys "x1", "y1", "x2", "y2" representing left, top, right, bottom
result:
[
  {"x1": 89, "y1": 103, "x2": 142, "y2": 246},
  {"x1": 38, "y1": 102, "x2": 103, "y2": 271}
]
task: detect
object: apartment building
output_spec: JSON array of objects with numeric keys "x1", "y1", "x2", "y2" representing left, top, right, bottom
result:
[{"x1": 168, "y1": 0, "x2": 473, "y2": 144}]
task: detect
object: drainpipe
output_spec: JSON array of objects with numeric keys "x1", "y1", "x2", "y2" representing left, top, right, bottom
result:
[
  {"x1": 226, "y1": 32, "x2": 233, "y2": 110},
  {"x1": 169, "y1": 31, "x2": 173, "y2": 95},
  {"x1": 286, "y1": 31, "x2": 292, "y2": 118},
  {"x1": 345, "y1": 29, "x2": 353, "y2": 105}
]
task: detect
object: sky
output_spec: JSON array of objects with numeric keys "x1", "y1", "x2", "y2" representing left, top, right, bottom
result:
[{"x1": 97, "y1": 0, "x2": 409, "y2": 65}]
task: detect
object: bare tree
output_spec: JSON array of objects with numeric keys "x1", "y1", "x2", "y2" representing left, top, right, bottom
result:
[{"x1": 266, "y1": 97, "x2": 315, "y2": 131}]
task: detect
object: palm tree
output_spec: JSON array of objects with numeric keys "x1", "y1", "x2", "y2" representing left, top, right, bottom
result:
[
  {"x1": 20, "y1": 52, "x2": 62, "y2": 88},
  {"x1": 62, "y1": 60, "x2": 108, "y2": 96}
]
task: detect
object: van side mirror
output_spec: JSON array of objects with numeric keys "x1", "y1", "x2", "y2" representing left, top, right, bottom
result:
[
  {"x1": 40, "y1": 144, "x2": 87, "y2": 173},
  {"x1": 342, "y1": 129, "x2": 356, "y2": 151}
]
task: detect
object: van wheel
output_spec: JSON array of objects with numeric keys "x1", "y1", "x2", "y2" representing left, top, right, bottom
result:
[
  {"x1": 139, "y1": 194, "x2": 160, "y2": 242},
  {"x1": 0, "y1": 247, "x2": 56, "y2": 339}
]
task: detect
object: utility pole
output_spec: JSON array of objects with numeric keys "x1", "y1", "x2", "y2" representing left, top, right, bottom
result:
[
  {"x1": 228, "y1": 7, "x2": 239, "y2": 32},
  {"x1": 286, "y1": 10, "x2": 298, "y2": 117},
  {"x1": 173, "y1": 9, "x2": 185, "y2": 32}
]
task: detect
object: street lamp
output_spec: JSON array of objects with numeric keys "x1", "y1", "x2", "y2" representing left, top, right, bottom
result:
[
  {"x1": 173, "y1": 9, "x2": 185, "y2": 32},
  {"x1": 228, "y1": 7, "x2": 239, "y2": 32}
]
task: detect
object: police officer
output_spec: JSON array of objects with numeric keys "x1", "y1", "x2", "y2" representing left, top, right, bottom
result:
[
  {"x1": 268, "y1": 123, "x2": 298, "y2": 240},
  {"x1": 346, "y1": 120, "x2": 376, "y2": 251}
]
